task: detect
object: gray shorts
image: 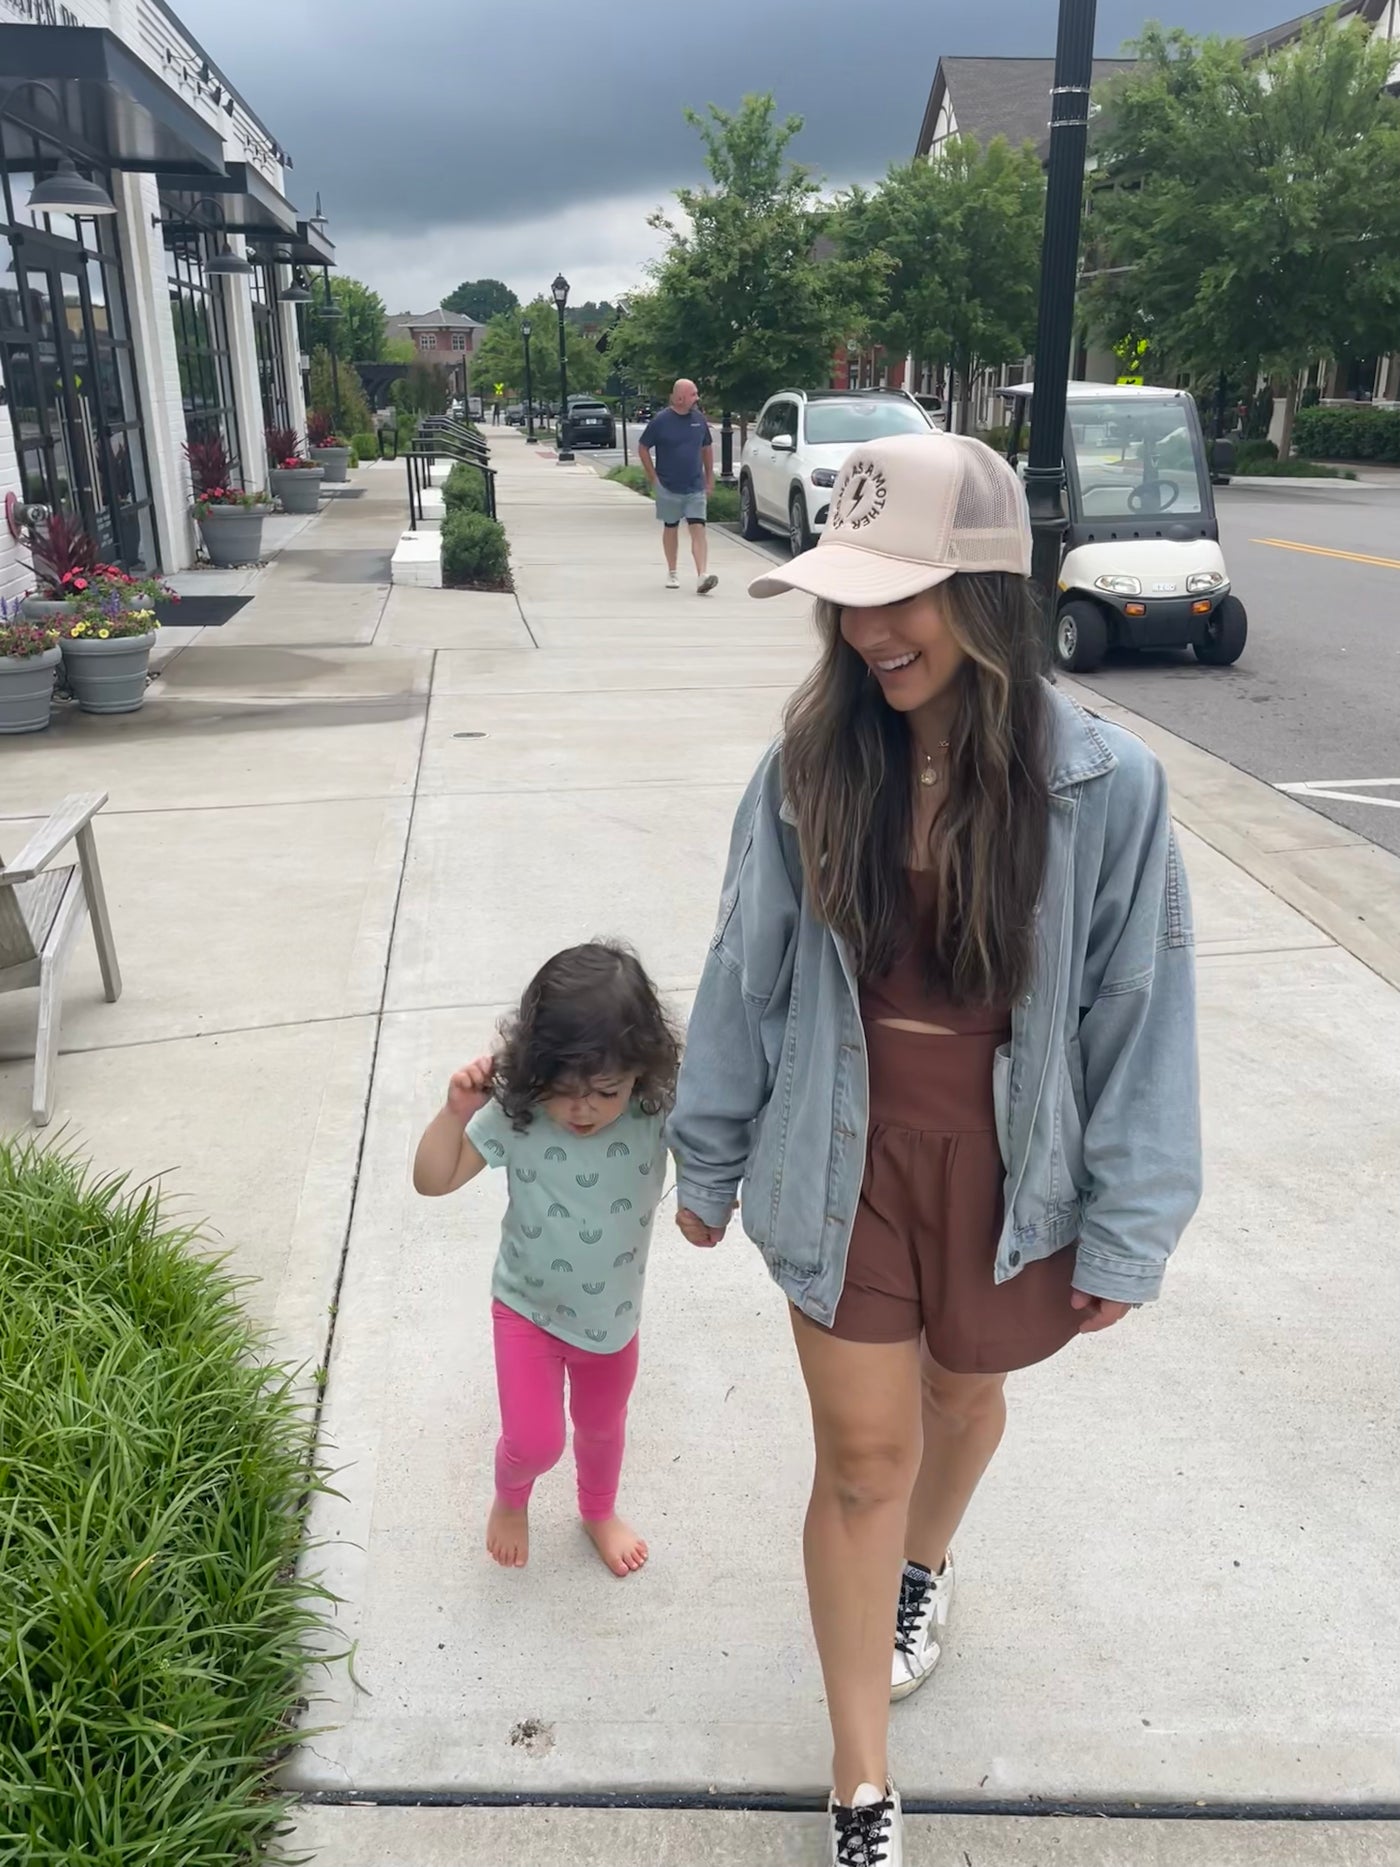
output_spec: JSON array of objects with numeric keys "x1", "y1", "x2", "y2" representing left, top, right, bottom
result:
[{"x1": 655, "y1": 487, "x2": 707, "y2": 526}]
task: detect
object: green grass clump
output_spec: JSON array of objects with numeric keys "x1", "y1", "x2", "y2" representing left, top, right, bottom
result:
[{"x1": 0, "y1": 1140, "x2": 337, "y2": 1865}]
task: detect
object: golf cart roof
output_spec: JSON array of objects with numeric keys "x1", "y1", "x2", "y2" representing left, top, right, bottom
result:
[{"x1": 1001, "y1": 381, "x2": 1193, "y2": 402}]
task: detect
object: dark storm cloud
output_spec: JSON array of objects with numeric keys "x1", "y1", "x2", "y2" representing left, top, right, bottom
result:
[{"x1": 179, "y1": 0, "x2": 1282, "y2": 234}]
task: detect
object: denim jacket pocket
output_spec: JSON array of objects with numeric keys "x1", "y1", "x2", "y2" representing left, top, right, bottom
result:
[{"x1": 1057, "y1": 1034, "x2": 1089, "y2": 1197}]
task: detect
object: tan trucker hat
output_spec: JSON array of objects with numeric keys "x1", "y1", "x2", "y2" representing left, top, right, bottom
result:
[{"x1": 748, "y1": 429, "x2": 1032, "y2": 606}]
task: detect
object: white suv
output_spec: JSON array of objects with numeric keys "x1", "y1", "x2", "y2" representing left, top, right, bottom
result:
[{"x1": 739, "y1": 390, "x2": 938, "y2": 554}]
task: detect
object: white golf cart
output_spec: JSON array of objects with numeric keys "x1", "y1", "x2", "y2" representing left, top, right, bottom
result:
[{"x1": 1003, "y1": 382, "x2": 1246, "y2": 673}]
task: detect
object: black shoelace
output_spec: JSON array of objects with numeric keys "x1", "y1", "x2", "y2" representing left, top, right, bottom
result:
[
  {"x1": 894, "y1": 1567, "x2": 933, "y2": 1659},
  {"x1": 833, "y1": 1797, "x2": 894, "y2": 1866}
]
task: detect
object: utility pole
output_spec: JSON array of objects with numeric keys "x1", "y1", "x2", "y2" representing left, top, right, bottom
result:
[{"x1": 1024, "y1": 0, "x2": 1098, "y2": 645}]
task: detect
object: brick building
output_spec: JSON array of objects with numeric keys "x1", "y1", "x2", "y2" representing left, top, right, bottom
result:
[{"x1": 384, "y1": 308, "x2": 483, "y2": 399}]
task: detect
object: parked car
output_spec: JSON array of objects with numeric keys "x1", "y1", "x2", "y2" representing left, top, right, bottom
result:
[
  {"x1": 560, "y1": 397, "x2": 616, "y2": 449},
  {"x1": 739, "y1": 389, "x2": 937, "y2": 554}
]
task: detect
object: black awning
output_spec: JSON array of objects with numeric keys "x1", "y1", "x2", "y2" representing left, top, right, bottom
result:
[
  {"x1": 0, "y1": 25, "x2": 225, "y2": 177},
  {"x1": 157, "y1": 162, "x2": 299, "y2": 247},
  {"x1": 288, "y1": 217, "x2": 336, "y2": 269}
]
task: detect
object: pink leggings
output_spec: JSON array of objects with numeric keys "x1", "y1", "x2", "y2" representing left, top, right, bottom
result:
[{"x1": 492, "y1": 1300, "x2": 639, "y2": 1521}]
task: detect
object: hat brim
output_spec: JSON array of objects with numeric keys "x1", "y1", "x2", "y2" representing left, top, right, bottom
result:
[{"x1": 748, "y1": 540, "x2": 955, "y2": 607}]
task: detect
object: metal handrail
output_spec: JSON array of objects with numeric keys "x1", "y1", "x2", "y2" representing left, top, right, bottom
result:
[
  {"x1": 417, "y1": 420, "x2": 491, "y2": 469},
  {"x1": 404, "y1": 447, "x2": 498, "y2": 526}
]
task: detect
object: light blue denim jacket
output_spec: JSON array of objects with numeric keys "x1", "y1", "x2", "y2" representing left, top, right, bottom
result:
[{"x1": 667, "y1": 686, "x2": 1202, "y2": 1322}]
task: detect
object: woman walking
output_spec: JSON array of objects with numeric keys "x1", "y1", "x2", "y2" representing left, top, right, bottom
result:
[{"x1": 668, "y1": 433, "x2": 1202, "y2": 1866}]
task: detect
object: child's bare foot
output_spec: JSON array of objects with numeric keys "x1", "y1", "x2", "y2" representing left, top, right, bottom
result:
[
  {"x1": 487, "y1": 1500, "x2": 529, "y2": 1568},
  {"x1": 584, "y1": 1514, "x2": 648, "y2": 1576}
]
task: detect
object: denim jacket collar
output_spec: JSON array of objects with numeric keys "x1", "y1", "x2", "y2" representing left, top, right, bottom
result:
[{"x1": 776, "y1": 687, "x2": 1117, "y2": 828}]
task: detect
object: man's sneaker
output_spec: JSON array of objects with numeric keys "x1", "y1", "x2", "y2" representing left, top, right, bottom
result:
[
  {"x1": 697, "y1": 573, "x2": 718, "y2": 595},
  {"x1": 890, "y1": 1551, "x2": 954, "y2": 1702},
  {"x1": 665, "y1": 571, "x2": 680, "y2": 589},
  {"x1": 829, "y1": 1780, "x2": 902, "y2": 1866}
]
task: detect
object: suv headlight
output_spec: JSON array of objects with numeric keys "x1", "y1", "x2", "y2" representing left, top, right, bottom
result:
[
  {"x1": 1186, "y1": 571, "x2": 1226, "y2": 593},
  {"x1": 810, "y1": 468, "x2": 838, "y2": 487},
  {"x1": 1094, "y1": 574, "x2": 1142, "y2": 596}
]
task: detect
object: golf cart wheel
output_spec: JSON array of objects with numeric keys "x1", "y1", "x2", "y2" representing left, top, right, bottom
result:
[
  {"x1": 789, "y1": 489, "x2": 814, "y2": 556},
  {"x1": 1054, "y1": 599, "x2": 1109, "y2": 674},
  {"x1": 1194, "y1": 594, "x2": 1248, "y2": 666},
  {"x1": 739, "y1": 473, "x2": 763, "y2": 540}
]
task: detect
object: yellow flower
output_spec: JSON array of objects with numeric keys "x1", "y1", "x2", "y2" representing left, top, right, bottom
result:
[
  {"x1": 97, "y1": 629, "x2": 110, "y2": 639},
  {"x1": 134, "y1": 608, "x2": 153, "y2": 621},
  {"x1": 71, "y1": 621, "x2": 88, "y2": 637}
]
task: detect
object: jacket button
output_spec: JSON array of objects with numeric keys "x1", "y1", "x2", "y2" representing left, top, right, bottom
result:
[{"x1": 1009, "y1": 1249, "x2": 1022, "y2": 1267}]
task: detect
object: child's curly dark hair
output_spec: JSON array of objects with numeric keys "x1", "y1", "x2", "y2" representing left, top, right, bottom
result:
[{"x1": 493, "y1": 941, "x2": 682, "y2": 1131}]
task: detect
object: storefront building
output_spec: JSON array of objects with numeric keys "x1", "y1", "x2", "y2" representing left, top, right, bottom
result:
[{"x1": 0, "y1": 0, "x2": 336, "y2": 600}]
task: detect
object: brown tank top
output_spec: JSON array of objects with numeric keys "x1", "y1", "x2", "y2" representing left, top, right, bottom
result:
[{"x1": 859, "y1": 868, "x2": 1011, "y2": 1036}]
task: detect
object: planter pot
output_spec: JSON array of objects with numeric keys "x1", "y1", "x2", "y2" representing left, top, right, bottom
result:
[
  {"x1": 60, "y1": 631, "x2": 157, "y2": 714},
  {"x1": 198, "y1": 504, "x2": 267, "y2": 566},
  {"x1": 0, "y1": 645, "x2": 61, "y2": 734},
  {"x1": 309, "y1": 446, "x2": 351, "y2": 483},
  {"x1": 270, "y1": 466, "x2": 325, "y2": 513},
  {"x1": 20, "y1": 595, "x2": 74, "y2": 623}
]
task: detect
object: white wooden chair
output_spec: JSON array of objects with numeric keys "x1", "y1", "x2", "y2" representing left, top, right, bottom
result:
[{"x1": 0, "y1": 793, "x2": 122, "y2": 1127}]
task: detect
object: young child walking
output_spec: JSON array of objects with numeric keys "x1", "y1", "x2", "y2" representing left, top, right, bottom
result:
[{"x1": 413, "y1": 941, "x2": 680, "y2": 1577}]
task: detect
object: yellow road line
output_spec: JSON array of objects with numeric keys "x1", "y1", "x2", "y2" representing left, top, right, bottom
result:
[{"x1": 1252, "y1": 537, "x2": 1400, "y2": 571}]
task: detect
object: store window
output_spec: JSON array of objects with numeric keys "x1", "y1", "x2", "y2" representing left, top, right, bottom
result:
[
  {"x1": 250, "y1": 260, "x2": 290, "y2": 431},
  {"x1": 164, "y1": 223, "x2": 240, "y2": 473},
  {"x1": 1, "y1": 126, "x2": 157, "y2": 569}
]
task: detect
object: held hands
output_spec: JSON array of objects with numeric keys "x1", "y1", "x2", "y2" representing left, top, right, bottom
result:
[
  {"x1": 675, "y1": 1205, "x2": 731, "y2": 1249},
  {"x1": 1070, "y1": 1288, "x2": 1138, "y2": 1333},
  {"x1": 446, "y1": 1054, "x2": 495, "y2": 1124}
]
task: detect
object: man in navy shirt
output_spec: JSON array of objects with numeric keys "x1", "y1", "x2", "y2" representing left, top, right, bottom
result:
[{"x1": 639, "y1": 379, "x2": 718, "y2": 595}]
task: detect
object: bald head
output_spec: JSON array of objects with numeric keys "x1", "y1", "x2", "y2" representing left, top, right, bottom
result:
[{"x1": 670, "y1": 379, "x2": 699, "y2": 413}]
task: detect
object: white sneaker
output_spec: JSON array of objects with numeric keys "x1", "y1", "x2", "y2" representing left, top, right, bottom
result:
[
  {"x1": 890, "y1": 1551, "x2": 954, "y2": 1701},
  {"x1": 829, "y1": 1780, "x2": 902, "y2": 1866},
  {"x1": 665, "y1": 571, "x2": 680, "y2": 589},
  {"x1": 697, "y1": 573, "x2": 718, "y2": 595}
]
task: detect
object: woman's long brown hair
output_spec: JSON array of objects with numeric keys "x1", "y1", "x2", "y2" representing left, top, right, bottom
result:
[{"x1": 781, "y1": 573, "x2": 1051, "y2": 1005}]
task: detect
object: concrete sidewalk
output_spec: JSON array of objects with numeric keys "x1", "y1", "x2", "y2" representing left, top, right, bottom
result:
[{"x1": 2, "y1": 433, "x2": 1396, "y2": 1865}]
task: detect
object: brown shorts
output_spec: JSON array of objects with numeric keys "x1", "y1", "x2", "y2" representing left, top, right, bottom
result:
[{"x1": 826, "y1": 1020, "x2": 1082, "y2": 1374}]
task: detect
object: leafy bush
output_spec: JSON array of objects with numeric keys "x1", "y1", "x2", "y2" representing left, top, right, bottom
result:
[
  {"x1": 0, "y1": 1140, "x2": 336, "y2": 1865},
  {"x1": 1234, "y1": 437, "x2": 1278, "y2": 468},
  {"x1": 350, "y1": 430, "x2": 378, "y2": 459},
  {"x1": 443, "y1": 462, "x2": 487, "y2": 513},
  {"x1": 1236, "y1": 455, "x2": 1356, "y2": 480},
  {"x1": 264, "y1": 425, "x2": 300, "y2": 469},
  {"x1": 1292, "y1": 404, "x2": 1400, "y2": 463},
  {"x1": 441, "y1": 509, "x2": 511, "y2": 588},
  {"x1": 308, "y1": 347, "x2": 372, "y2": 437},
  {"x1": 976, "y1": 425, "x2": 1013, "y2": 454}
]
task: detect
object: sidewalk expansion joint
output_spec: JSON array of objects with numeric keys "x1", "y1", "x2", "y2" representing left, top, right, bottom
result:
[{"x1": 296, "y1": 1789, "x2": 1400, "y2": 1822}]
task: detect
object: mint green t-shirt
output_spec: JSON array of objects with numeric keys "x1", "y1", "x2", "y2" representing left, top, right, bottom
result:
[{"x1": 466, "y1": 1098, "x2": 667, "y2": 1354}]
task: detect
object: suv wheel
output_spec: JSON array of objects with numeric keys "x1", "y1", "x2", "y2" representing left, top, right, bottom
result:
[
  {"x1": 789, "y1": 488, "x2": 814, "y2": 557},
  {"x1": 739, "y1": 474, "x2": 764, "y2": 540}
]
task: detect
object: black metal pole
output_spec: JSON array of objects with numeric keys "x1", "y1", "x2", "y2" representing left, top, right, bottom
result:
[
  {"x1": 555, "y1": 304, "x2": 573, "y2": 461},
  {"x1": 322, "y1": 267, "x2": 343, "y2": 429},
  {"x1": 720, "y1": 409, "x2": 735, "y2": 484},
  {"x1": 523, "y1": 328, "x2": 536, "y2": 444},
  {"x1": 1025, "y1": 0, "x2": 1098, "y2": 646},
  {"x1": 620, "y1": 381, "x2": 629, "y2": 467}
]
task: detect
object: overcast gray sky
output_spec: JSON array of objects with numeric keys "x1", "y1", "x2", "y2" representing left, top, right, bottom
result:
[{"x1": 180, "y1": 0, "x2": 1285, "y2": 313}]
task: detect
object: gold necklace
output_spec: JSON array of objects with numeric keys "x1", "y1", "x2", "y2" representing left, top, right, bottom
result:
[{"x1": 919, "y1": 739, "x2": 952, "y2": 788}]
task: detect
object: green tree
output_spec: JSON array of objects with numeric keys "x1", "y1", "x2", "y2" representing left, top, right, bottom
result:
[
  {"x1": 384, "y1": 335, "x2": 416, "y2": 364},
  {"x1": 391, "y1": 362, "x2": 451, "y2": 415},
  {"x1": 837, "y1": 137, "x2": 1045, "y2": 431},
  {"x1": 302, "y1": 275, "x2": 388, "y2": 363},
  {"x1": 442, "y1": 277, "x2": 519, "y2": 321},
  {"x1": 308, "y1": 345, "x2": 372, "y2": 436},
  {"x1": 467, "y1": 297, "x2": 608, "y2": 404},
  {"x1": 1085, "y1": 19, "x2": 1400, "y2": 455},
  {"x1": 612, "y1": 94, "x2": 882, "y2": 421}
]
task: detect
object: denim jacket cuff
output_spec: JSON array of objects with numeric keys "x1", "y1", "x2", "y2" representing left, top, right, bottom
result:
[
  {"x1": 1071, "y1": 1242, "x2": 1166, "y2": 1306},
  {"x1": 676, "y1": 1178, "x2": 738, "y2": 1230}
]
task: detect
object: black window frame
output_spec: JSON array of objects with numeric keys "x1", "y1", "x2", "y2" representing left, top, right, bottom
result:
[
  {"x1": 250, "y1": 257, "x2": 290, "y2": 434},
  {"x1": 163, "y1": 219, "x2": 241, "y2": 478}
]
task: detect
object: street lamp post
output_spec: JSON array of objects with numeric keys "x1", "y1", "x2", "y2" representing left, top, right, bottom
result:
[
  {"x1": 1025, "y1": 0, "x2": 1099, "y2": 648},
  {"x1": 521, "y1": 319, "x2": 537, "y2": 444},
  {"x1": 720, "y1": 409, "x2": 735, "y2": 485},
  {"x1": 551, "y1": 272, "x2": 574, "y2": 461},
  {"x1": 318, "y1": 266, "x2": 344, "y2": 429}
]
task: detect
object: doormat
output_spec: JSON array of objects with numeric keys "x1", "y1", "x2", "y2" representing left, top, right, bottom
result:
[{"x1": 155, "y1": 595, "x2": 252, "y2": 628}]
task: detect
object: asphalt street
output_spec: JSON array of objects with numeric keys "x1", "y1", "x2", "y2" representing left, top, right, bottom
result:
[{"x1": 737, "y1": 478, "x2": 1400, "y2": 857}]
